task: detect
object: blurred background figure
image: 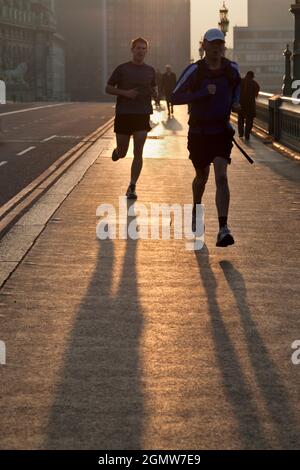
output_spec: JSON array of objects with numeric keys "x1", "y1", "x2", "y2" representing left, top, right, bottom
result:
[
  {"x1": 162, "y1": 65, "x2": 177, "y2": 116},
  {"x1": 155, "y1": 69, "x2": 163, "y2": 108},
  {"x1": 238, "y1": 71, "x2": 260, "y2": 140}
]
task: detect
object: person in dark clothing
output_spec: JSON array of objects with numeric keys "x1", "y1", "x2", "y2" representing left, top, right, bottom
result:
[
  {"x1": 238, "y1": 71, "x2": 260, "y2": 140},
  {"x1": 162, "y1": 65, "x2": 177, "y2": 116},
  {"x1": 155, "y1": 69, "x2": 163, "y2": 108},
  {"x1": 106, "y1": 37, "x2": 156, "y2": 200},
  {"x1": 172, "y1": 28, "x2": 241, "y2": 247}
]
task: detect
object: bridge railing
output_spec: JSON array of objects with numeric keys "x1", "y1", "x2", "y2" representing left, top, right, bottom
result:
[{"x1": 256, "y1": 92, "x2": 300, "y2": 153}]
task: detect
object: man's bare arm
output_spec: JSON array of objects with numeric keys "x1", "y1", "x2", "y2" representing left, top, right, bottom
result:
[{"x1": 105, "y1": 85, "x2": 138, "y2": 99}]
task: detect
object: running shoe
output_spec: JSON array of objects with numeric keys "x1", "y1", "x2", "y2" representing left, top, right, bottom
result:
[
  {"x1": 126, "y1": 183, "x2": 137, "y2": 200},
  {"x1": 216, "y1": 225, "x2": 235, "y2": 247}
]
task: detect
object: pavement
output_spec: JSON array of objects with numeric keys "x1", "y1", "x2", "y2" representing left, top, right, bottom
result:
[{"x1": 0, "y1": 105, "x2": 300, "y2": 450}]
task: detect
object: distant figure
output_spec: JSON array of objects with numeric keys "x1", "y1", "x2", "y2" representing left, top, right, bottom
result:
[
  {"x1": 238, "y1": 71, "x2": 260, "y2": 140},
  {"x1": 105, "y1": 37, "x2": 156, "y2": 200},
  {"x1": 162, "y1": 65, "x2": 177, "y2": 116},
  {"x1": 155, "y1": 69, "x2": 163, "y2": 108}
]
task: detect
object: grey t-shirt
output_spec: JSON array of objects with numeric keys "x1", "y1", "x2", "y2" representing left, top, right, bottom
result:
[{"x1": 107, "y1": 62, "x2": 156, "y2": 115}]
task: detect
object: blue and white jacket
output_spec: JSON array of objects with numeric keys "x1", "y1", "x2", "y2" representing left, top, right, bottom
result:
[{"x1": 172, "y1": 59, "x2": 241, "y2": 135}]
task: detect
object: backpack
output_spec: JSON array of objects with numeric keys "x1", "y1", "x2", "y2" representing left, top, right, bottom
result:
[
  {"x1": 187, "y1": 57, "x2": 241, "y2": 129},
  {"x1": 191, "y1": 57, "x2": 240, "y2": 92}
]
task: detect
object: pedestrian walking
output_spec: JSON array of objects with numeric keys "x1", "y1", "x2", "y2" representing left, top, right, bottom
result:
[
  {"x1": 155, "y1": 69, "x2": 163, "y2": 108},
  {"x1": 106, "y1": 37, "x2": 156, "y2": 200},
  {"x1": 172, "y1": 28, "x2": 241, "y2": 247},
  {"x1": 238, "y1": 71, "x2": 260, "y2": 140},
  {"x1": 162, "y1": 65, "x2": 177, "y2": 116}
]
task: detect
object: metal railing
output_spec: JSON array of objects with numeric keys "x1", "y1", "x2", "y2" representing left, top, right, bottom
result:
[{"x1": 256, "y1": 92, "x2": 300, "y2": 152}]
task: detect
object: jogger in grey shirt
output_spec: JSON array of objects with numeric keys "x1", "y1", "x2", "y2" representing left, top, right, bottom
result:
[
  {"x1": 106, "y1": 37, "x2": 156, "y2": 200},
  {"x1": 108, "y1": 61, "x2": 156, "y2": 115}
]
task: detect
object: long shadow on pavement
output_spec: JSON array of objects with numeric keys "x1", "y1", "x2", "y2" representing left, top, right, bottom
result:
[
  {"x1": 220, "y1": 260, "x2": 300, "y2": 449},
  {"x1": 162, "y1": 117, "x2": 183, "y2": 132},
  {"x1": 44, "y1": 208, "x2": 144, "y2": 449},
  {"x1": 245, "y1": 138, "x2": 300, "y2": 186},
  {"x1": 195, "y1": 246, "x2": 267, "y2": 449}
]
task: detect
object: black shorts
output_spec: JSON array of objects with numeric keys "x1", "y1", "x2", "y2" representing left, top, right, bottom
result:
[
  {"x1": 188, "y1": 130, "x2": 234, "y2": 170},
  {"x1": 114, "y1": 114, "x2": 151, "y2": 135}
]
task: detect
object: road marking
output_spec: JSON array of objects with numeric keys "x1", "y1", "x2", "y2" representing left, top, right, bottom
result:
[
  {"x1": 0, "y1": 139, "x2": 40, "y2": 143},
  {"x1": 0, "y1": 161, "x2": 7, "y2": 167},
  {"x1": 0, "y1": 103, "x2": 71, "y2": 117},
  {"x1": 17, "y1": 146, "x2": 36, "y2": 156},
  {"x1": 42, "y1": 135, "x2": 57, "y2": 142},
  {"x1": 56, "y1": 135, "x2": 83, "y2": 139}
]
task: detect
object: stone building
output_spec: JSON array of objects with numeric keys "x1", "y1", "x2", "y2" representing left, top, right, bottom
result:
[
  {"x1": 56, "y1": 0, "x2": 191, "y2": 101},
  {"x1": 0, "y1": 0, "x2": 66, "y2": 101},
  {"x1": 233, "y1": 0, "x2": 293, "y2": 94}
]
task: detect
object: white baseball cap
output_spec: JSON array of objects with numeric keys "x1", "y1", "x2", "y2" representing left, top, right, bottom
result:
[{"x1": 203, "y1": 28, "x2": 225, "y2": 43}]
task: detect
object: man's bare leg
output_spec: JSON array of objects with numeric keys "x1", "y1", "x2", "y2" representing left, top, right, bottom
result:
[
  {"x1": 113, "y1": 134, "x2": 131, "y2": 160},
  {"x1": 131, "y1": 131, "x2": 147, "y2": 184},
  {"x1": 193, "y1": 166, "x2": 210, "y2": 208},
  {"x1": 126, "y1": 130, "x2": 147, "y2": 199},
  {"x1": 213, "y1": 157, "x2": 234, "y2": 246},
  {"x1": 192, "y1": 166, "x2": 210, "y2": 232},
  {"x1": 214, "y1": 157, "x2": 230, "y2": 219}
]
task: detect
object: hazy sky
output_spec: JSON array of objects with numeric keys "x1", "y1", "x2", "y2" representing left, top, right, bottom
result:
[{"x1": 191, "y1": 0, "x2": 248, "y2": 60}]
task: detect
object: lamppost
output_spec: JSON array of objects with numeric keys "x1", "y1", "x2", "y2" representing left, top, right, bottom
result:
[
  {"x1": 282, "y1": 44, "x2": 293, "y2": 96},
  {"x1": 290, "y1": 0, "x2": 300, "y2": 81},
  {"x1": 218, "y1": 1, "x2": 229, "y2": 38}
]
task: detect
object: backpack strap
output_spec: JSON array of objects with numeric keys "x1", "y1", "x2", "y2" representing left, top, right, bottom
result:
[
  {"x1": 192, "y1": 57, "x2": 240, "y2": 92},
  {"x1": 223, "y1": 58, "x2": 241, "y2": 89},
  {"x1": 191, "y1": 59, "x2": 206, "y2": 92}
]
